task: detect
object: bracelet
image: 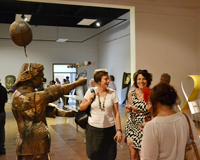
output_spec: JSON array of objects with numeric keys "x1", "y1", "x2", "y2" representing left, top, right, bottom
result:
[{"x1": 117, "y1": 129, "x2": 122, "y2": 133}]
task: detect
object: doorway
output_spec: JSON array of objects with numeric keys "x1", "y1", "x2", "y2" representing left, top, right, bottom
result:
[
  {"x1": 53, "y1": 63, "x2": 77, "y2": 85},
  {"x1": 53, "y1": 63, "x2": 78, "y2": 105}
]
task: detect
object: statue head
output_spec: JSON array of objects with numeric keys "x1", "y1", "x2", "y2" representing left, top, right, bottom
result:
[
  {"x1": 14, "y1": 63, "x2": 44, "y2": 89},
  {"x1": 5, "y1": 75, "x2": 16, "y2": 92}
]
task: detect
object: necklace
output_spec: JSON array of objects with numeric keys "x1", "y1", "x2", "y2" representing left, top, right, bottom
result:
[
  {"x1": 136, "y1": 88, "x2": 144, "y2": 100},
  {"x1": 138, "y1": 94, "x2": 143, "y2": 99},
  {"x1": 97, "y1": 89, "x2": 107, "y2": 111}
]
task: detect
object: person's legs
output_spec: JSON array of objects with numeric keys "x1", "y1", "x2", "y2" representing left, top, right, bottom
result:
[
  {"x1": 0, "y1": 113, "x2": 6, "y2": 154},
  {"x1": 128, "y1": 146, "x2": 139, "y2": 160},
  {"x1": 138, "y1": 150, "x2": 141, "y2": 160},
  {"x1": 61, "y1": 96, "x2": 66, "y2": 106},
  {"x1": 66, "y1": 92, "x2": 69, "y2": 105},
  {"x1": 57, "y1": 95, "x2": 61, "y2": 103}
]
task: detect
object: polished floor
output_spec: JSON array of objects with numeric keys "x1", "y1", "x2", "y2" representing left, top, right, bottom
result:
[{"x1": 1, "y1": 99, "x2": 130, "y2": 160}]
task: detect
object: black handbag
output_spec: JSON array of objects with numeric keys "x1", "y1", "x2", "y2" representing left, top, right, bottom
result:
[{"x1": 75, "y1": 89, "x2": 95, "y2": 129}]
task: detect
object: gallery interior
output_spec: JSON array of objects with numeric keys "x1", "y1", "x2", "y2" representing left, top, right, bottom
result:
[{"x1": 1, "y1": 0, "x2": 200, "y2": 159}]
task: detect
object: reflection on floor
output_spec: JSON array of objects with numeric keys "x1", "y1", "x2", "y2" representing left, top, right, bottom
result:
[{"x1": 1, "y1": 99, "x2": 130, "y2": 160}]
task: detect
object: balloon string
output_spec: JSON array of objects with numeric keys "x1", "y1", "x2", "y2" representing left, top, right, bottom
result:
[
  {"x1": 21, "y1": 46, "x2": 31, "y2": 75},
  {"x1": 24, "y1": 46, "x2": 30, "y2": 63}
]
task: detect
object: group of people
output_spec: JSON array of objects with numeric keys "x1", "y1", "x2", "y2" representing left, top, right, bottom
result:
[
  {"x1": 47, "y1": 76, "x2": 70, "y2": 87},
  {"x1": 1, "y1": 65, "x2": 200, "y2": 160},
  {"x1": 80, "y1": 69, "x2": 200, "y2": 160}
]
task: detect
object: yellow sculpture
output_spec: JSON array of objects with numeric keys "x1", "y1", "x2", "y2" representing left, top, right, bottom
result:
[{"x1": 181, "y1": 75, "x2": 200, "y2": 114}]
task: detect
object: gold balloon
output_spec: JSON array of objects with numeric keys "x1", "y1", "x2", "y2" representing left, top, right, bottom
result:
[{"x1": 10, "y1": 21, "x2": 32, "y2": 46}]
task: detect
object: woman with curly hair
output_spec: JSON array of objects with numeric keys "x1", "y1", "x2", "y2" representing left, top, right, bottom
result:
[{"x1": 125, "y1": 69, "x2": 152, "y2": 160}]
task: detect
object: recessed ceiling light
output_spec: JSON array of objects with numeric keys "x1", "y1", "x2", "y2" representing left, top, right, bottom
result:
[
  {"x1": 77, "y1": 19, "x2": 97, "y2": 26},
  {"x1": 15, "y1": 14, "x2": 32, "y2": 22},
  {"x1": 21, "y1": 15, "x2": 27, "y2": 21},
  {"x1": 56, "y1": 39, "x2": 68, "y2": 42},
  {"x1": 96, "y1": 22, "x2": 101, "y2": 27}
]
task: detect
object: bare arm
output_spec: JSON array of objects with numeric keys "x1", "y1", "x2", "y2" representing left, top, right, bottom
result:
[
  {"x1": 79, "y1": 92, "x2": 95, "y2": 111},
  {"x1": 125, "y1": 91, "x2": 132, "y2": 113},
  {"x1": 79, "y1": 99, "x2": 91, "y2": 111},
  {"x1": 113, "y1": 102, "x2": 122, "y2": 143}
]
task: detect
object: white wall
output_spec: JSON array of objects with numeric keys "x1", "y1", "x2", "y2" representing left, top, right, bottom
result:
[
  {"x1": 98, "y1": 13, "x2": 130, "y2": 103},
  {"x1": 197, "y1": 8, "x2": 200, "y2": 74},
  {"x1": 1, "y1": 5, "x2": 200, "y2": 107},
  {"x1": 98, "y1": 6, "x2": 200, "y2": 107},
  {"x1": 0, "y1": 24, "x2": 99, "y2": 88},
  {"x1": 134, "y1": 6, "x2": 199, "y2": 107}
]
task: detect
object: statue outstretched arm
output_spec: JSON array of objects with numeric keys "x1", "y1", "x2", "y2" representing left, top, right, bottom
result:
[
  {"x1": 46, "y1": 103, "x2": 77, "y2": 118},
  {"x1": 38, "y1": 77, "x2": 87, "y2": 104},
  {"x1": 61, "y1": 77, "x2": 87, "y2": 95}
]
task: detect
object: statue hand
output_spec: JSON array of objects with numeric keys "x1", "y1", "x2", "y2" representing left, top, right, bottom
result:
[
  {"x1": 77, "y1": 77, "x2": 87, "y2": 86},
  {"x1": 72, "y1": 110, "x2": 78, "y2": 117},
  {"x1": 65, "y1": 110, "x2": 78, "y2": 117}
]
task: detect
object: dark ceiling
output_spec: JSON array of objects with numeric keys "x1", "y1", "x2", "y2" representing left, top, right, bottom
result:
[{"x1": 0, "y1": 0, "x2": 129, "y2": 28}]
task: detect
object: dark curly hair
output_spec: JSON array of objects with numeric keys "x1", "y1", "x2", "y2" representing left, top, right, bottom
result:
[
  {"x1": 133, "y1": 69, "x2": 152, "y2": 88},
  {"x1": 150, "y1": 83, "x2": 178, "y2": 114}
]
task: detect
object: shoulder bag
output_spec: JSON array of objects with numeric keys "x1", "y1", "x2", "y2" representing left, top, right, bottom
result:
[
  {"x1": 183, "y1": 113, "x2": 200, "y2": 160},
  {"x1": 75, "y1": 89, "x2": 95, "y2": 129}
]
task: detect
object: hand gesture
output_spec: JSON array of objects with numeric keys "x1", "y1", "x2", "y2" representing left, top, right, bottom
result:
[
  {"x1": 125, "y1": 104, "x2": 132, "y2": 113},
  {"x1": 131, "y1": 106, "x2": 138, "y2": 113},
  {"x1": 146, "y1": 102, "x2": 152, "y2": 111}
]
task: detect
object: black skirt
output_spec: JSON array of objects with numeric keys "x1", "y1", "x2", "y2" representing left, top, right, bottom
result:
[{"x1": 86, "y1": 124, "x2": 117, "y2": 160}]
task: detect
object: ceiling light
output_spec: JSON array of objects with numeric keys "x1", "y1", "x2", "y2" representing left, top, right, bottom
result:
[
  {"x1": 77, "y1": 19, "x2": 97, "y2": 26},
  {"x1": 21, "y1": 15, "x2": 27, "y2": 21},
  {"x1": 15, "y1": 14, "x2": 32, "y2": 22},
  {"x1": 56, "y1": 39, "x2": 68, "y2": 42},
  {"x1": 96, "y1": 22, "x2": 101, "y2": 27}
]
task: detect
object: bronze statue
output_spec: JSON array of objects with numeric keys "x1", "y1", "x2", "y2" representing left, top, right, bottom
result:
[
  {"x1": 11, "y1": 63, "x2": 87, "y2": 160},
  {"x1": 5, "y1": 75, "x2": 16, "y2": 93}
]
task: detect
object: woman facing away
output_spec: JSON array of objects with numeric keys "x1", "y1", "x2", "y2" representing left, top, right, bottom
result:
[
  {"x1": 141, "y1": 83, "x2": 200, "y2": 160},
  {"x1": 79, "y1": 69, "x2": 122, "y2": 160},
  {"x1": 125, "y1": 69, "x2": 152, "y2": 160}
]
